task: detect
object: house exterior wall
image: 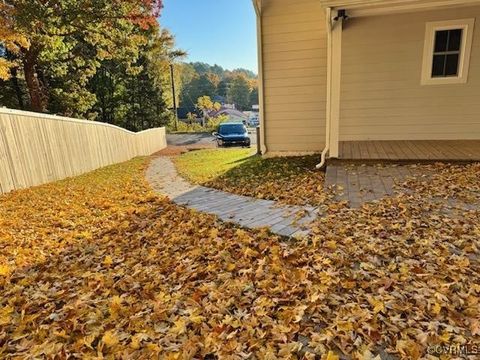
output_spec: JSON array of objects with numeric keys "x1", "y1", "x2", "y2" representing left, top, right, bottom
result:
[
  {"x1": 261, "y1": 0, "x2": 328, "y2": 153},
  {"x1": 340, "y1": 6, "x2": 480, "y2": 140}
]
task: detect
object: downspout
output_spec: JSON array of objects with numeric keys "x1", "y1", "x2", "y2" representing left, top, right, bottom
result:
[
  {"x1": 253, "y1": 0, "x2": 268, "y2": 154},
  {"x1": 316, "y1": 7, "x2": 333, "y2": 169}
]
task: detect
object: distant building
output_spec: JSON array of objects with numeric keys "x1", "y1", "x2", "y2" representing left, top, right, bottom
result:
[
  {"x1": 177, "y1": 107, "x2": 197, "y2": 120},
  {"x1": 212, "y1": 95, "x2": 227, "y2": 105},
  {"x1": 210, "y1": 106, "x2": 249, "y2": 123},
  {"x1": 248, "y1": 105, "x2": 260, "y2": 127}
]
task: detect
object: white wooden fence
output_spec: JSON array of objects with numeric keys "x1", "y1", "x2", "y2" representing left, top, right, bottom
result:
[{"x1": 0, "y1": 108, "x2": 167, "y2": 195}]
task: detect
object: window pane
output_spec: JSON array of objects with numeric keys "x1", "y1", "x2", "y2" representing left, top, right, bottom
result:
[
  {"x1": 434, "y1": 30, "x2": 449, "y2": 52},
  {"x1": 448, "y1": 29, "x2": 463, "y2": 51},
  {"x1": 445, "y1": 54, "x2": 459, "y2": 76},
  {"x1": 432, "y1": 54, "x2": 446, "y2": 77}
]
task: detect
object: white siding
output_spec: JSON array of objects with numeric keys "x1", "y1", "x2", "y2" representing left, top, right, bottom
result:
[
  {"x1": 340, "y1": 6, "x2": 480, "y2": 140},
  {"x1": 262, "y1": 0, "x2": 327, "y2": 152}
]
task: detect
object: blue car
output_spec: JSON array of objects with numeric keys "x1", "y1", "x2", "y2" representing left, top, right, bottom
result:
[{"x1": 213, "y1": 122, "x2": 251, "y2": 148}]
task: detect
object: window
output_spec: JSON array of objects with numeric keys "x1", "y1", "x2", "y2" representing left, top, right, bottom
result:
[
  {"x1": 219, "y1": 124, "x2": 246, "y2": 135},
  {"x1": 421, "y1": 19, "x2": 475, "y2": 85},
  {"x1": 431, "y1": 29, "x2": 462, "y2": 77}
]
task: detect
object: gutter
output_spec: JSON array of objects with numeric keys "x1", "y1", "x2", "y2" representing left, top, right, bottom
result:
[
  {"x1": 316, "y1": 7, "x2": 333, "y2": 169},
  {"x1": 253, "y1": 0, "x2": 268, "y2": 154}
]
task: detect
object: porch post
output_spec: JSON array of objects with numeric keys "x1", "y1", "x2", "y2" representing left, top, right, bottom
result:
[
  {"x1": 253, "y1": 0, "x2": 267, "y2": 155},
  {"x1": 329, "y1": 12, "x2": 343, "y2": 158}
]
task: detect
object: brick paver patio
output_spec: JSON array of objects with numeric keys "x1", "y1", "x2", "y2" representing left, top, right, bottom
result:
[{"x1": 325, "y1": 163, "x2": 431, "y2": 207}]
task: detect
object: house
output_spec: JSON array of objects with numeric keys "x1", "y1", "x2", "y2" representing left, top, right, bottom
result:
[
  {"x1": 211, "y1": 106, "x2": 249, "y2": 123},
  {"x1": 252, "y1": 0, "x2": 480, "y2": 163},
  {"x1": 212, "y1": 95, "x2": 227, "y2": 105}
]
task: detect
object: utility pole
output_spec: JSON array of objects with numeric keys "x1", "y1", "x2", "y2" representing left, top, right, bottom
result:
[{"x1": 169, "y1": 63, "x2": 178, "y2": 131}]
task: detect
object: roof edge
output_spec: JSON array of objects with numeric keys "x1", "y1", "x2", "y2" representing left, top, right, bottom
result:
[{"x1": 320, "y1": 0, "x2": 480, "y2": 9}]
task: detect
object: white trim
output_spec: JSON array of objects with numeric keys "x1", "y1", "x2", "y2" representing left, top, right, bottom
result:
[
  {"x1": 252, "y1": 0, "x2": 267, "y2": 154},
  {"x1": 329, "y1": 15, "x2": 343, "y2": 158},
  {"x1": 320, "y1": 1, "x2": 480, "y2": 18},
  {"x1": 349, "y1": 2, "x2": 480, "y2": 17},
  {"x1": 421, "y1": 18, "x2": 475, "y2": 85},
  {"x1": 317, "y1": 9, "x2": 343, "y2": 167},
  {"x1": 265, "y1": 151, "x2": 320, "y2": 158},
  {"x1": 317, "y1": 8, "x2": 333, "y2": 168},
  {"x1": 321, "y1": 0, "x2": 480, "y2": 11}
]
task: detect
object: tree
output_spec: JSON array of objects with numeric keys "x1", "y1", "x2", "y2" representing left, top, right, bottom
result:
[
  {"x1": 217, "y1": 78, "x2": 231, "y2": 98},
  {"x1": 0, "y1": 0, "x2": 188, "y2": 132},
  {"x1": 1, "y1": 0, "x2": 163, "y2": 112},
  {"x1": 174, "y1": 63, "x2": 258, "y2": 115},
  {"x1": 195, "y1": 96, "x2": 221, "y2": 126},
  {"x1": 190, "y1": 62, "x2": 211, "y2": 75},
  {"x1": 0, "y1": 71, "x2": 28, "y2": 109},
  {"x1": 186, "y1": 111, "x2": 197, "y2": 125},
  {"x1": 249, "y1": 87, "x2": 259, "y2": 108},
  {"x1": 232, "y1": 68, "x2": 257, "y2": 79},
  {"x1": 144, "y1": 29, "x2": 186, "y2": 111},
  {"x1": 227, "y1": 75, "x2": 251, "y2": 111},
  {"x1": 210, "y1": 64, "x2": 225, "y2": 77},
  {"x1": 180, "y1": 74, "x2": 217, "y2": 111},
  {"x1": 0, "y1": 4, "x2": 30, "y2": 81},
  {"x1": 87, "y1": 29, "x2": 180, "y2": 130}
]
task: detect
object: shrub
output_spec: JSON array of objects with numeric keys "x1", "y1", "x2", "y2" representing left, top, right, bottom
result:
[{"x1": 167, "y1": 114, "x2": 229, "y2": 133}]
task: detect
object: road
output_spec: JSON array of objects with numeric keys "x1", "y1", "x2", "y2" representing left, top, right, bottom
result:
[{"x1": 167, "y1": 129, "x2": 257, "y2": 147}]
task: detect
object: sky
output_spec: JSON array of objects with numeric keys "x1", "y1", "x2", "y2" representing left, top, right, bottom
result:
[{"x1": 160, "y1": 0, "x2": 258, "y2": 73}]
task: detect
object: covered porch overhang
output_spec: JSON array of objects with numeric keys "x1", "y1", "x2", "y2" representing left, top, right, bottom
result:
[
  {"x1": 320, "y1": 0, "x2": 480, "y2": 16},
  {"x1": 317, "y1": 0, "x2": 480, "y2": 167}
]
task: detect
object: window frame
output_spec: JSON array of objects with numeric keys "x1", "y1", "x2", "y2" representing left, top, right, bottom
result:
[{"x1": 421, "y1": 18, "x2": 475, "y2": 85}]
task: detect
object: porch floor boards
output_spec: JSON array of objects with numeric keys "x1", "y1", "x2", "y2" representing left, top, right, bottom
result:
[{"x1": 339, "y1": 140, "x2": 480, "y2": 162}]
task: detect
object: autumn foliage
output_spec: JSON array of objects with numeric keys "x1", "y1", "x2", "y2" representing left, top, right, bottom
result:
[
  {"x1": 0, "y1": 0, "x2": 170, "y2": 115},
  {"x1": 0, "y1": 3, "x2": 30, "y2": 80},
  {"x1": 1, "y1": 157, "x2": 479, "y2": 358}
]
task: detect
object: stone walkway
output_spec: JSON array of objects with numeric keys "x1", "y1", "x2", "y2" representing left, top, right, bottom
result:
[
  {"x1": 325, "y1": 163, "x2": 479, "y2": 214},
  {"x1": 325, "y1": 163, "x2": 431, "y2": 207},
  {"x1": 146, "y1": 156, "x2": 319, "y2": 237}
]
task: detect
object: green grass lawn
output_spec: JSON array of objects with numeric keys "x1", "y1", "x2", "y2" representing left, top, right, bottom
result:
[
  {"x1": 173, "y1": 148, "x2": 255, "y2": 184},
  {"x1": 173, "y1": 149, "x2": 327, "y2": 206}
]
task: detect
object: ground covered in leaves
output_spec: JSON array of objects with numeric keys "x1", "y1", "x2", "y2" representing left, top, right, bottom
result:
[
  {"x1": 174, "y1": 149, "x2": 327, "y2": 206},
  {"x1": 1, "y1": 158, "x2": 479, "y2": 359}
]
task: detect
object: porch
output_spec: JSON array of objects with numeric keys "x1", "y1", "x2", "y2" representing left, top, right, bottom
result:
[
  {"x1": 327, "y1": 140, "x2": 480, "y2": 207},
  {"x1": 336, "y1": 140, "x2": 480, "y2": 162}
]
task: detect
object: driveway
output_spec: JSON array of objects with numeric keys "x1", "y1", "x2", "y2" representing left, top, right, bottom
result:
[
  {"x1": 167, "y1": 133, "x2": 215, "y2": 147},
  {"x1": 167, "y1": 129, "x2": 257, "y2": 148}
]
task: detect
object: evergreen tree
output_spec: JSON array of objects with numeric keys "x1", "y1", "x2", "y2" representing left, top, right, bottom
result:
[
  {"x1": 227, "y1": 75, "x2": 251, "y2": 111},
  {"x1": 180, "y1": 74, "x2": 217, "y2": 111},
  {"x1": 249, "y1": 87, "x2": 259, "y2": 108}
]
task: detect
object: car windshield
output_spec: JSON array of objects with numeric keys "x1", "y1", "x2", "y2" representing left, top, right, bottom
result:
[{"x1": 219, "y1": 124, "x2": 245, "y2": 135}]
